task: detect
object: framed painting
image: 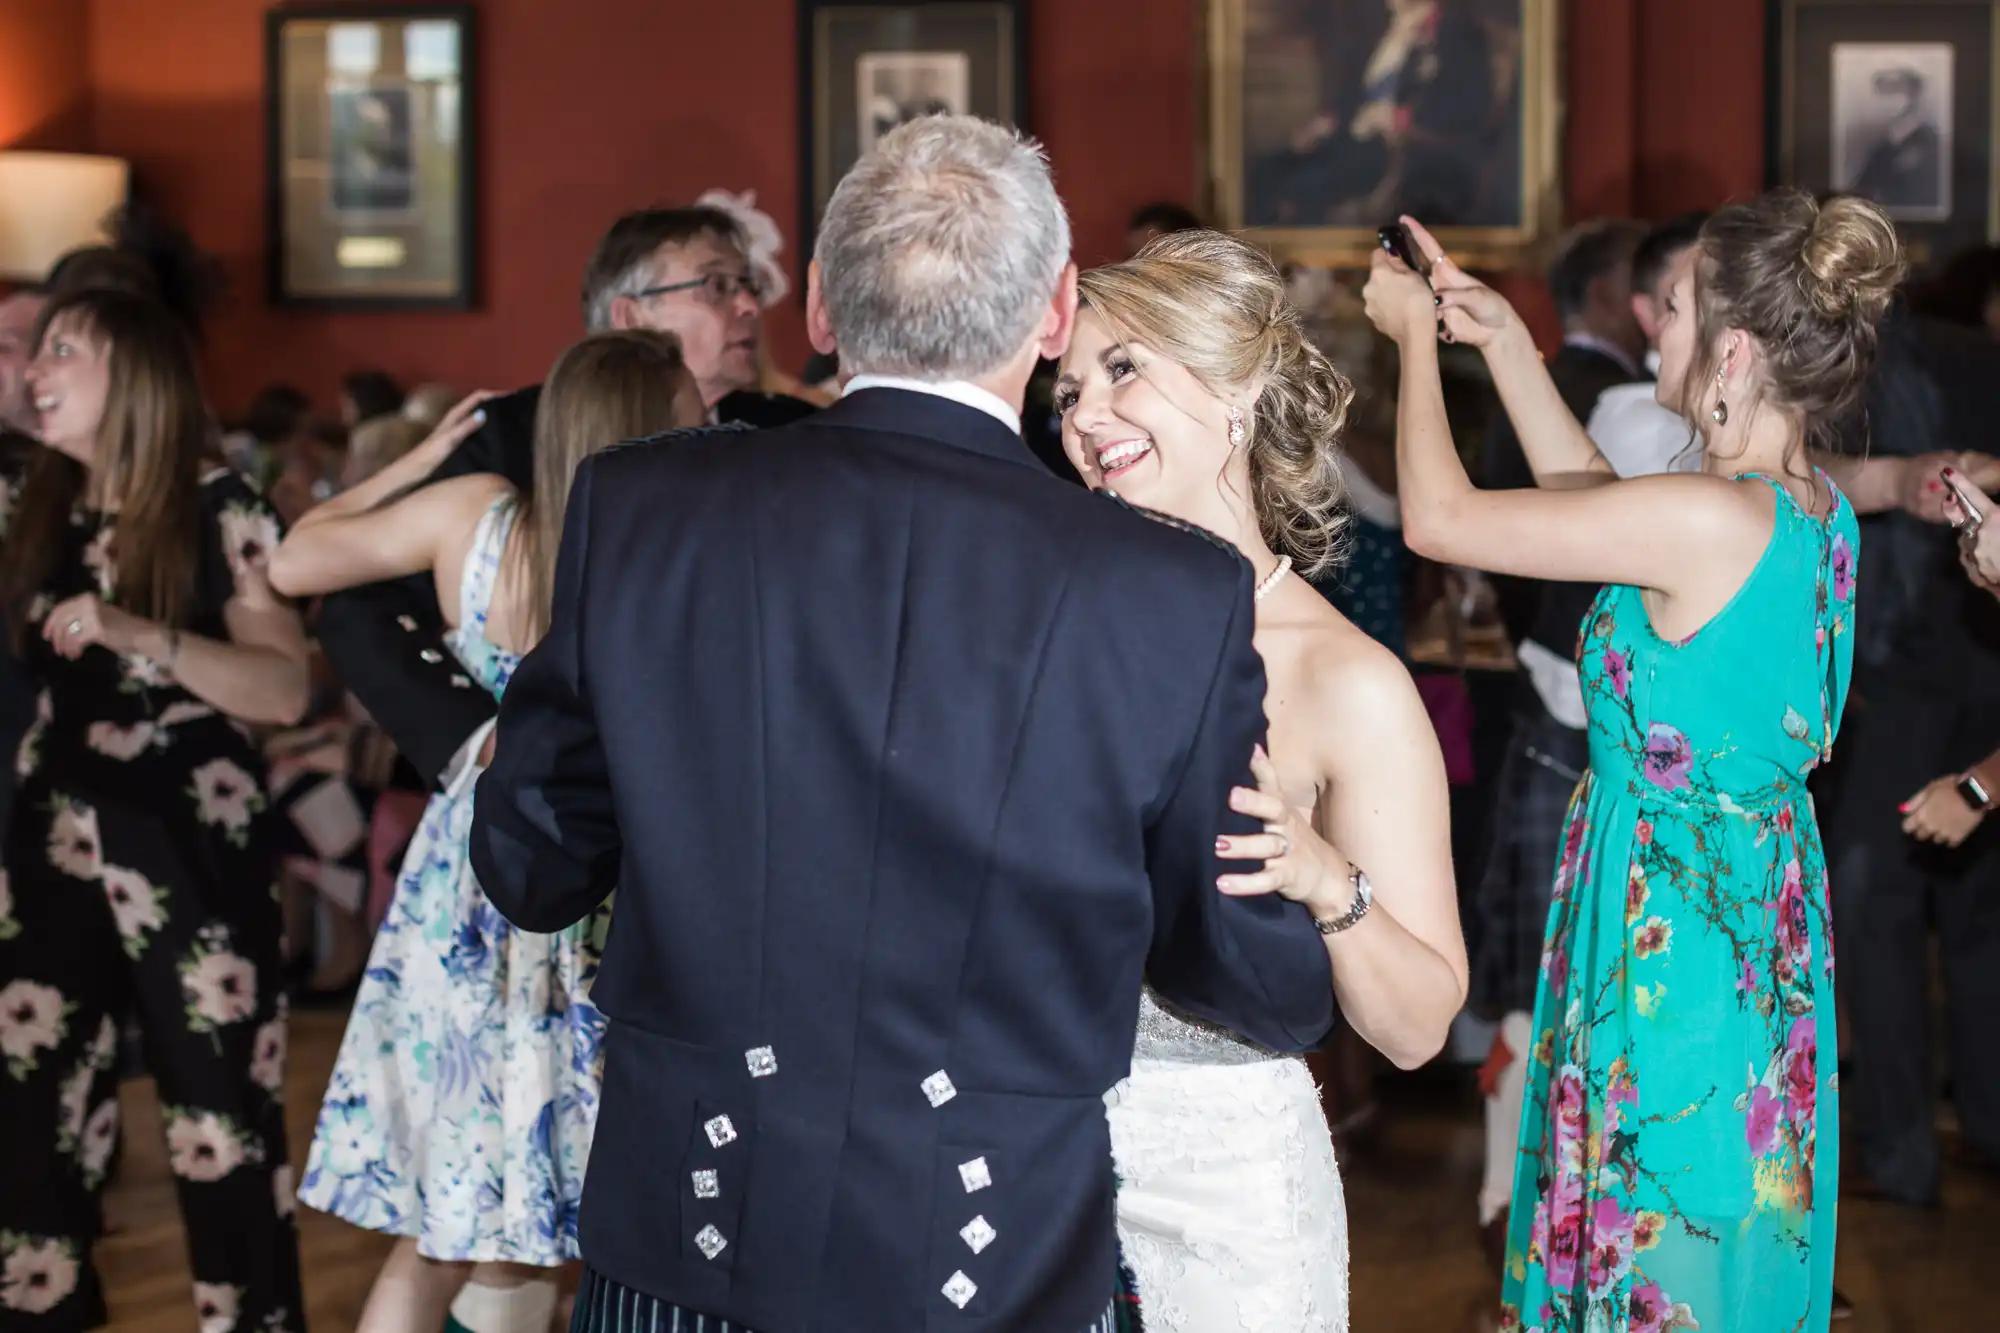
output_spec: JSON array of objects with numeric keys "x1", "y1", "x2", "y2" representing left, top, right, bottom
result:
[
  {"x1": 1208, "y1": 0, "x2": 1563, "y2": 270},
  {"x1": 1768, "y1": 0, "x2": 2000, "y2": 271},
  {"x1": 797, "y1": 1, "x2": 1028, "y2": 283},
  {"x1": 266, "y1": 5, "x2": 476, "y2": 308}
]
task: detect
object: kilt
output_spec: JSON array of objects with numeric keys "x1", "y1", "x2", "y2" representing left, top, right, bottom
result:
[{"x1": 1466, "y1": 703, "x2": 1589, "y2": 1019}]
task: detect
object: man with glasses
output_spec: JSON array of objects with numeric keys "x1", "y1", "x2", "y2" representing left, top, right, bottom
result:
[{"x1": 316, "y1": 207, "x2": 813, "y2": 809}]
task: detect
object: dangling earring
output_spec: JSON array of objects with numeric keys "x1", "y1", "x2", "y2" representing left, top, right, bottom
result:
[
  {"x1": 1227, "y1": 407, "x2": 1247, "y2": 448},
  {"x1": 1710, "y1": 365, "x2": 1729, "y2": 427}
]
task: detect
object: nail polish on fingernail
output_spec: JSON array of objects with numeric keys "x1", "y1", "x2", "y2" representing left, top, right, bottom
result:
[
  {"x1": 1898, "y1": 802, "x2": 1911, "y2": 813},
  {"x1": 473, "y1": 409, "x2": 488, "y2": 425},
  {"x1": 1216, "y1": 837, "x2": 1229, "y2": 853}
]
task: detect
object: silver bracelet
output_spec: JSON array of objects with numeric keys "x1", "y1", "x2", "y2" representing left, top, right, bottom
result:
[{"x1": 1313, "y1": 868, "x2": 1374, "y2": 936}]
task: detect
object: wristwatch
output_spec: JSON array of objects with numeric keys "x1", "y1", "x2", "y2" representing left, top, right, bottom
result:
[
  {"x1": 1958, "y1": 770, "x2": 1995, "y2": 813},
  {"x1": 1313, "y1": 867, "x2": 1374, "y2": 936}
]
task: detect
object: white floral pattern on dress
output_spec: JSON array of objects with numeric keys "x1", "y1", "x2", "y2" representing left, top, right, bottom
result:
[
  {"x1": 0, "y1": 980, "x2": 71, "y2": 1081},
  {"x1": 0, "y1": 1233, "x2": 80, "y2": 1314},
  {"x1": 195, "y1": 1281, "x2": 243, "y2": 1333},
  {"x1": 101, "y1": 863, "x2": 169, "y2": 956},
  {"x1": 88, "y1": 720, "x2": 159, "y2": 760},
  {"x1": 14, "y1": 689, "x2": 49, "y2": 779},
  {"x1": 45, "y1": 796, "x2": 101, "y2": 881},
  {"x1": 188, "y1": 758, "x2": 263, "y2": 847},
  {"x1": 165, "y1": 1107, "x2": 259, "y2": 1182},
  {"x1": 180, "y1": 926, "x2": 259, "y2": 1033},
  {"x1": 0, "y1": 869, "x2": 16, "y2": 942},
  {"x1": 79, "y1": 1099, "x2": 120, "y2": 1187},
  {"x1": 217, "y1": 503, "x2": 282, "y2": 581},
  {"x1": 249, "y1": 1018, "x2": 286, "y2": 1095},
  {"x1": 299, "y1": 498, "x2": 609, "y2": 1264}
]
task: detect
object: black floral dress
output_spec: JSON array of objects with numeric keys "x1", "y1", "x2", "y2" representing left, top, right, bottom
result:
[{"x1": 0, "y1": 465, "x2": 304, "y2": 1333}]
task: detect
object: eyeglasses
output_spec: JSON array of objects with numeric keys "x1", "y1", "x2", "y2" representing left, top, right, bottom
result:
[{"x1": 632, "y1": 272, "x2": 764, "y2": 306}]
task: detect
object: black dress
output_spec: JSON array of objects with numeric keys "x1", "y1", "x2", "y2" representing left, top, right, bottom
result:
[{"x1": 0, "y1": 466, "x2": 304, "y2": 1333}]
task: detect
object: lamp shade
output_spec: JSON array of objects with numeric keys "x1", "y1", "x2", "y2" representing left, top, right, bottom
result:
[{"x1": 0, "y1": 152, "x2": 131, "y2": 281}]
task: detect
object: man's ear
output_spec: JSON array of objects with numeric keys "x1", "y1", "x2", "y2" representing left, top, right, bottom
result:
[
  {"x1": 806, "y1": 261, "x2": 838, "y2": 357},
  {"x1": 1037, "y1": 263, "x2": 1080, "y2": 362}
]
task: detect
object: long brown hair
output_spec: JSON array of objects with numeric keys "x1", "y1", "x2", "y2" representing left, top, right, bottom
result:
[
  {"x1": 509, "y1": 329, "x2": 696, "y2": 643},
  {"x1": 1, "y1": 289, "x2": 207, "y2": 644}
]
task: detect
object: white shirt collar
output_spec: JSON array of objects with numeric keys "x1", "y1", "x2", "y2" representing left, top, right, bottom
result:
[
  {"x1": 842, "y1": 374, "x2": 1022, "y2": 435},
  {"x1": 1644, "y1": 348, "x2": 1661, "y2": 376}
]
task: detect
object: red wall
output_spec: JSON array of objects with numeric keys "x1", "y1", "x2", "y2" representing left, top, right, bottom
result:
[
  {"x1": 0, "y1": 0, "x2": 90, "y2": 150},
  {"x1": 65, "y1": 0, "x2": 1763, "y2": 412}
]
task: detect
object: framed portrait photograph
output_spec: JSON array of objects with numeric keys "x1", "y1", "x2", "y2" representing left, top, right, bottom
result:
[
  {"x1": 1207, "y1": 0, "x2": 1563, "y2": 270},
  {"x1": 266, "y1": 5, "x2": 475, "y2": 308},
  {"x1": 798, "y1": 1, "x2": 1026, "y2": 279},
  {"x1": 1768, "y1": 1, "x2": 1999, "y2": 270}
]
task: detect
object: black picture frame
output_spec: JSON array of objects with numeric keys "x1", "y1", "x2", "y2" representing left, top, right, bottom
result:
[
  {"x1": 796, "y1": 0, "x2": 1029, "y2": 291},
  {"x1": 265, "y1": 4, "x2": 476, "y2": 309},
  {"x1": 1767, "y1": 0, "x2": 1999, "y2": 272}
]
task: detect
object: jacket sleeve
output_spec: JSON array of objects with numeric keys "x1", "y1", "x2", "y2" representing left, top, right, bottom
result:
[
  {"x1": 316, "y1": 581, "x2": 496, "y2": 787},
  {"x1": 1141, "y1": 564, "x2": 1337, "y2": 1053},
  {"x1": 470, "y1": 455, "x2": 622, "y2": 931}
]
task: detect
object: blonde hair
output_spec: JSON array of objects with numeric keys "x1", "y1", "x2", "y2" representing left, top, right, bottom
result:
[
  {"x1": 1076, "y1": 230, "x2": 1355, "y2": 576},
  {"x1": 1683, "y1": 190, "x2": 1905, "y2": 451},
  {"x1": 346, "y1": 415, "x2": 427, "y2": 484},
  {"x1": 510, "y1": 330, "x2": 696, "y2": 643}
]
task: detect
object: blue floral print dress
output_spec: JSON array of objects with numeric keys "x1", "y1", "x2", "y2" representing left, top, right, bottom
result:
[
  {"x1": 299, "y1": 497, "x2": 610, "y2": 1264},
  {"x1": 1501, "y1": 473, "x2": 1856, "y2": 1333}
]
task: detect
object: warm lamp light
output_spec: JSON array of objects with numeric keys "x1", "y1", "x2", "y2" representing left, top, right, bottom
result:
[{"x1": 0, "y1": 152, "x2": 131, "y2": 281}]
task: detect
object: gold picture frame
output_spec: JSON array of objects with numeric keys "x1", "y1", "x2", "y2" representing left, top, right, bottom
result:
[{"x1": 1207, "y1": 0, "x2": 1563, "y2": 270}]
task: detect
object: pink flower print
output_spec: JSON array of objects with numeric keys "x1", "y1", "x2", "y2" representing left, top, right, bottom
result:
[
  {"x1": 45, "y1": 799, "x2": 101, "y2": 881},
  {"x1": 1736, "y1": 959, "x2": 1759, "y2": 998},
  {"x1": 1746, "y1": 1082, "x2": 1781, "y2": 1155},
  {"x1": 182, "y1": 950, "x2": 257, "y2": 1028},
  {"x1": 0, "y1": 980, "x2": 69, "y2": 1073},
  {"x1": 1605, "y1": 1059, "x2": 1639, "y2": 1133},
  {"x1": 1624, "y1": 863, "x2": 1650, "y2": 924},
  {"x1": 1785, "y1": 1017, "x2": 1818, "y2": 1128},
  {"x1": 86, "y1": 721, "x2": 157, "y2": 761},
  {"x1": 78, "y1": 1100, "x2": 118, "y2": 1184},
  {"x1": 188, "y1": 759, "x2": 257, "y2": 835},
  {"x1": 80, "y1": 526, "x2": 115, "y2": 594},
  {"x1": 1635, "y1": 819, "x2": 1653, "y2": 846},
  {"x1": 164, "y1": 1108, "x2": 248, "y2": 1182},
  {"x1": 1776, "y1": 805, "x2": 1795, "y2": 834},
  {"x1": 1633, "y1": 915, "x2": 1673, "y2": 960},
  {"x1": 0, "y1": 1236, "x2": 79, "y2": 1314},
  {"x1": 1831, "y1": 533, "x2": 1854, "y2": 602},
  {"x1": 248, "y1": 1018, "x2": 285, "y2": 1093},
  {"x1": 193, "y1": 1282, "x2": 241, "y2": 1333},
  {"x1": 1642, "y1": 723, "x2": 1693, "y2": 791},
  {"x1": 1604, "y1": 648, "x2": 1631, "y2": 699},
  {"x1": 1542, "y1": 944, "x2": 1570, "y2": 1000},
  {"x1": 1585, "y1": 1196, "x2": 1636, "y2": 1299},
  {"x1": 218, "y1": 505, "x2": 281, "y2": 581},
  {"x1": 1539, "y1": 1201, "x2": 1586, "y2": 1294},
  {"x1": 1777, "y1": 860, "x2": 1811, "y2": 967},
  {"x1": 1627, "y1": 1279, "x2": 1671, "y2": 1333},
  {"x1": 99, "y1": 865, "x2": 164, "y2": 951}
]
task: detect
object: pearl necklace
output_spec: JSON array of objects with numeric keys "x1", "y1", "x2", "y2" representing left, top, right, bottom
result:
[{"x1": 1254, "y1": 555, "x2": 1293, "y2": 603}]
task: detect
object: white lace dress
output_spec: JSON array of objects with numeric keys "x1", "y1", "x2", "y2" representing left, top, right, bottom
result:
[{"x1": 1105, "y1": 990, "x2": 1349, "y2": 1331}]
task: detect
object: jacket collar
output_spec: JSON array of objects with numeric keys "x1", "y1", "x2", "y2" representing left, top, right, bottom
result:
[{"x1": 814, "y1": 386, "x2": 1045, "y2": 473}]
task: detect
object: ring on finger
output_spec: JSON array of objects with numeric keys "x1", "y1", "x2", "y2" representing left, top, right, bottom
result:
[{"x1": 66, "y1": 619, "x2": 82, "y2": 635}]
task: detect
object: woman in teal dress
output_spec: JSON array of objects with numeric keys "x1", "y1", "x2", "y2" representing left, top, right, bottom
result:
[{"x1": 1362, "y1": 194, "x2": 1904, "y2": 1332}]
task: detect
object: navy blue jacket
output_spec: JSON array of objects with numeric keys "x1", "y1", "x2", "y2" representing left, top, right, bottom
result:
[{"x1": 471, "y1": 387, "x2": 1336, "y2": 1333}]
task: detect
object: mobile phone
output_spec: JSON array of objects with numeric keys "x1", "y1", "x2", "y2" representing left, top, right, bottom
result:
[
  {"x1": 1377, "y1": 222, "x2": 1426, "y2": 274},
  {"x1": 1943, "y1": 468, "x2": 1986, "y2": 535}
]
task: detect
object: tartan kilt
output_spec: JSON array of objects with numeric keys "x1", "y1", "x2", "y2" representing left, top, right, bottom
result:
[{"x1": 1466, "y1": 703, "x2": 1589, "y2": 1019}]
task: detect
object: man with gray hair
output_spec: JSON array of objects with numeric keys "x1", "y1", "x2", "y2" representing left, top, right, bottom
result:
[{"x1": 473, "y1": 115, "x2": 1335, "y2": 1332}]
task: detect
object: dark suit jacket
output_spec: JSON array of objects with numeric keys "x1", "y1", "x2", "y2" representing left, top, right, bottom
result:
[
  {"x1": 1480, "y1": 342, "x2": 1638, "y2": 655},
  {"x1": 315, "y1": 385, "x2": 814, "y2": 785},
  {"x1": 470, "y1": 388, "x2": 1337, "y2": 1333}
]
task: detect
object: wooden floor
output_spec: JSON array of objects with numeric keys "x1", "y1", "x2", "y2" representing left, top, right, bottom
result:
[{"x1": 94, "y1": 1010, "x2": 1995, "y2": 1333}]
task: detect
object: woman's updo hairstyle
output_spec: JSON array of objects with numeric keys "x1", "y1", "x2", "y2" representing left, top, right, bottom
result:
[
  {"x1": 1685, "y1": 189, "x2": 1904, "y2": 447},
  {"x1": 1076, "y1": 230, "x2": 1356, "y2": 576}
]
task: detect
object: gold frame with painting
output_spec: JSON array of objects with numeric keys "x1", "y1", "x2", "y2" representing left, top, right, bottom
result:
[{"x1": 1206, "y1": 0, "x2": 1563, "y2": 270}]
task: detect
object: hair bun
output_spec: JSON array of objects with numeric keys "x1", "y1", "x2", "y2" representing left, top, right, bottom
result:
[{"x1": 1801, "y1": 196, "x2": 1904, "y2": 323}]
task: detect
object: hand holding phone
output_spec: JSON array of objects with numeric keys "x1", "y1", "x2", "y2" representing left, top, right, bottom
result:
[
  {"x1": 1943, "y1": 467, "x2": 1986, "y2": 536},
  {"x1": 1377, "y1": 223, "x2": 1428, "y2": 276}
]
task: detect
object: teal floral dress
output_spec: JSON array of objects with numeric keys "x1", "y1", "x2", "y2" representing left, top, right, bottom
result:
[{"x1": 1501, "y1": 474, "x2": 1855, "y2": 1333}]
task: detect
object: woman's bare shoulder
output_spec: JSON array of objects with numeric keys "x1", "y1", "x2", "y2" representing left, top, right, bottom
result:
[{"x1": 1278, "y1": 592, "x2": 1433, "y2": 760}]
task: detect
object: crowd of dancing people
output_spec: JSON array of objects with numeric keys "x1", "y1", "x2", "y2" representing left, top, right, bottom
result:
[{"x1": 2, "y1": 111, "x2": 1998, "y2": 1333}]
